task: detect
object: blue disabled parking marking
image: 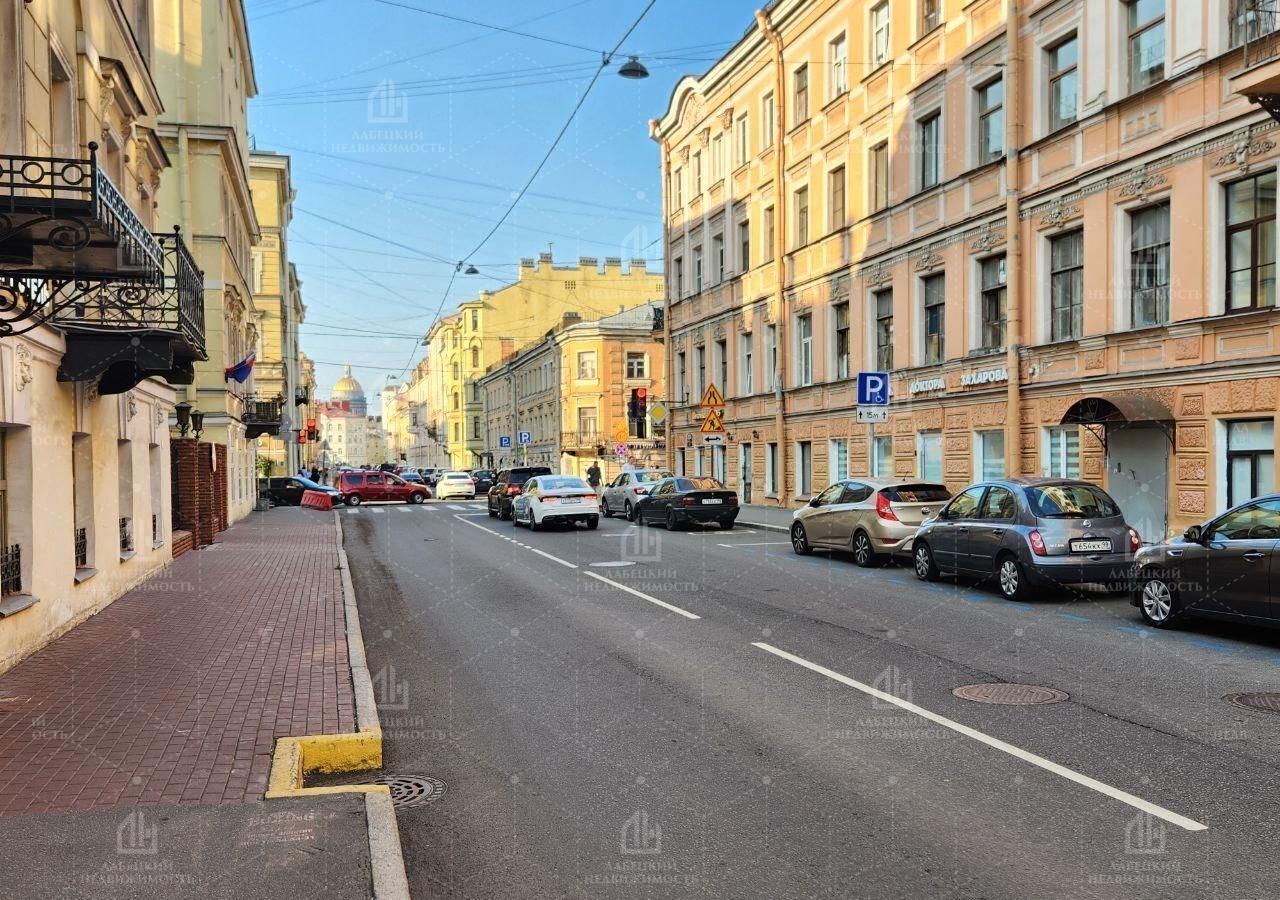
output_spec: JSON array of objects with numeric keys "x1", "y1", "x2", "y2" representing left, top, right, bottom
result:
[
  {"x1": 1113, "y1": 623, "x2": 1148, "y2": 635},
  {"x1": 1184, "y1": 638, "x2": 1238, "y2": 654},
  {"x1": 1056, "y1": 612, "x2": 1090, "y2": 623}
]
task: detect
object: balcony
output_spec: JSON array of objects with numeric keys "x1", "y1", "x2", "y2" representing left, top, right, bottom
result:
[
  {"x1": 243, "y1": 394, "x2": 285, "y2": 439},
  {"x1": 1229, "y1": 1, "x2": 1280, "y2": 121},
  {"x1": 55, "y1": 229, "x2": 207, "y2": 394},
  {"x1": 561, "y1": 431, "x2": 605, "y2": 453}
]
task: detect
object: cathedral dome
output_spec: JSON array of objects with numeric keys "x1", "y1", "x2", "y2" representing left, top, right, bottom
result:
[{"x1": 332, "y1": 363, "x2": 367, "y2": 414}]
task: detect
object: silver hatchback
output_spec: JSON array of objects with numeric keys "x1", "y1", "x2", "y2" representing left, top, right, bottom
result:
[
  {"x1": 912, "y1": 478, "x2": 1139, "y2": 600},
  {"x1": 791, "y1": 479, "x2": 951, "y2": 566}
]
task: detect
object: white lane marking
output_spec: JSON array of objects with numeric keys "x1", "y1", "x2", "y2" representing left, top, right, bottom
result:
[
  {"x1": 453, "y1": 516, "x2": 577, "y2": 569},
  {"x1": 448, "y1": 504, "x2": 470, "y2": 510},
  {"x1": 751, "y1": 642, "x2": 1207, "y2": 833},
  {"x1": 347, "y1": 508, "x2": 363, "y2": 515},
  {"x1": 717, "y1": 541, "x2": 790, "y2": 548},
  {"x1": 583, "y1": 572, "x2": 700, "y2": 620}
]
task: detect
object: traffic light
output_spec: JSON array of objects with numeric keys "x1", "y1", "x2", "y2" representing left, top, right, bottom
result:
[
  {"x1": 629, "y1": 388, "x2": 648, "y2": 439},
  {"x1": 306, "y1": 418, "x2": 318, "y2": 441}
]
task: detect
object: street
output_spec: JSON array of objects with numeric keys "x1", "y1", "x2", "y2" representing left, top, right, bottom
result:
[{"x1": 344, "y1": 502, "x2": 1280, "y2": 900}]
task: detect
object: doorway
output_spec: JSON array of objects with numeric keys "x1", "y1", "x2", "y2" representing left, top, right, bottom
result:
[
  {"x1": 1106, "y1": 426, "x2": 1168, "y2": 543},
  {"x1": 738, "y1": 442, "x2": 752, "y2": 504}
]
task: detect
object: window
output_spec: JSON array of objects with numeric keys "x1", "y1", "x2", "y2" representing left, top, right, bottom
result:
[
  {"x1": 1128, "y1": 0, "x2": 1165, "y2": 92},
  {"x1": 871, "y1": 141, "x2": 889, "y2": 211},
  {"x1": 673, "y1": 167, "x2": 683, "y2": 206},
  {"x1": 976, "y1": 430, "x2": 1006, "y2": 480},
  {"x1": 740, "y1": 332, "x2": 753, "y2": 396},
  {"x1": 625, "y1": 352, "x2": 647, "y2": 379},
  {"x1": 117, "y1": 440, "x2": 134, "y2": 555},
  {"x1": 1211, "y1": 499, "x2": 1280, "y2": 541},
  {"x1": 977, "y1": 78, "x2": 1004, "y2": 165},
  {"x1": 471, "y1": 346, "x2": 480, "y2": 368},
  {"x1": 739, "y1": 219, "x2": 751, "y2": 271},
  {"x1": 765, "y1": 324, "x2": 778, "y2": 391},
  {"x1": 694, "y1": 245, "x2": 704, "y2": 293},
  {"x1": 794, "y1": 64, "x2": 809, "y2": 124},
  {"x1": 695, "y1": 447, "x2": 706, "y2": 476},
  {"x1": 920, "y1": 0, "x2": 940, "y2": 34},
  {"x1": 875, "y1": 289, "x2": 894, "y2": 370},
  {"x1": 470, "y1": 309, "x2": 479, "y2": 330},
  {"x1": 870, "y1": 2, "x2": 890, "y2": 66},
  {"x1": 828, "y1": 165, "x2": 846, "y2": 232},
  {"x1": 451, "y1": 391, "x2": 459, "y2": 410},
  {"x1": 829, "y1": 33, "x2": 848, "y2": 99},
  {"x1": 1232, "y1": 0, "x2": 1280, "y2": 48},
  {"x1": 676, "y1": 351, "x2": 687, "y2": 402},
  {"x1": 472, "y1": 382, "x2": 481, "y2": 403},
  {"x1": 452, "y1": 362, "x2": 460, "y2": 380},
  {"x1": 715, "y1": 338, "x2": 728, "y2": 393},
  {"x1": 923, "y1": 274, "x2": 945, "y2": 364},
  {"x1": 578, "y1": 408, "x2": 599, "y2": 438},
  {"x1": 673, "y1": 256, "x2": 684, "y2": 297},
  {"x1": 872, "y1": 435, "x2": 893, "y2": 478},
  {"x1": 676, "y1": 450, "x2": 686, "y2": 476},
  {"x1": 1227, "y1": 420, "x2": 1275, "y2": 508},
  {"x1": 980, "y1": 255, "x2": 1007, "y2": 350},
  {"x1": 765, "y1": 442, "x2": 779, "y2": 495},
  {"x1": 693, "y1": 151, "x2": 702, "y2": 194},
  {"x1": 695, "y1": 345, "x2": 706, "y2": 398},
  {"x1": 763, "y1": 206, "x2": 776, "y2": 261},
  {"x1": 713, "y1": 234, "x2": 725, "y2": 282},
  {"x1": 829, "y1": 439, "x2": 849, "y2": 482},
  {"x1": 711, "y1": 133, "x2": 722, "y2": 182},
  {"x1": 472, "y1": 415, "x2": 481, "y2": 436},
  {"x1": 794, "y1": 186, "x2": 809, "y2": 248},
  {"x1": 797, "y1": 314, "x2": 813, "y2": 386},
  {"x1": 918, "y1": 432, "x2": 943, "y2": 482},
  {"x1": 1226, "y1": 171, "x2": 1277, "y2": 311},
  {"x1": 1130, "y1": 203, "x2": 1170, "y2": 327},
  {"x1": 834, "y1": 302, "x2": 850, "y2": 379},
  {"x1": 761, "y1": 93, "x2": 775, "y2": 149},
  {"x1": 1045, "y1": 426, "x2": 1081, "y2": 478},
  {"x1": 1048, "y1": 36, "x2": 1079, "y2": 132},
  {"x1": 979, "y1": 486, "x2": 1017, "y2": 520},
  {"x1": 577, "y1": 350, "x2": 597, "y2": 380},
  {"x1": 797, "y1": 441, "x2": 813, "y2": 496},
  {"x1": 736, "y1": 114, "x2": 749, "y2": 165},
  {"x1": 918, "y1": 113, "x2": 941, "y2": 190},
  {"x1": 1050, "y1": 230, "x2": 1084, "y2": 340}
]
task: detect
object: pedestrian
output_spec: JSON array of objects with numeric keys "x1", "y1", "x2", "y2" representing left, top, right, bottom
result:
[
  {"x1": 586, "y1": 461, "x2": 601, "y2": 490},
  {"x1": 310, "y1": 465, "x2": 319, "y2": 482}
]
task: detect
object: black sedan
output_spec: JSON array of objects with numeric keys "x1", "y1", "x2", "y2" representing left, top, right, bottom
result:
[
  {"x1": 470, "y1": 470, "x2": 496, "y2": 495},
  {"x1": 635, "y1": 477, "x2": 739, "y2": 530},
  {"x1": 262, "y1": 475, "x2": 341, "y2": 506}
]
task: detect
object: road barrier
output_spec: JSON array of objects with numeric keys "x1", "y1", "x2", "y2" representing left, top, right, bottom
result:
[{"x1": 301, "y1": 489, "x2": 334, "y2": 511}]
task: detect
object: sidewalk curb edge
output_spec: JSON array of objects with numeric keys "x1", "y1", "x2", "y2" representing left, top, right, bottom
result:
[
  {"x1": 366, "y1": 791, "x2": 413, "y2": 900},
  {"x1": 738, "y1": 520, "x2": 789, "y2": 534}
]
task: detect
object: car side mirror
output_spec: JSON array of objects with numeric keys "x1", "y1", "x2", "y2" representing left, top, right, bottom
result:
[
  {"x1": 809, "y1": 496, "x2": 820, "y2": 508},
  {"x1": 1183, "y1": 524, "x2": 1203, "y2": 544}
]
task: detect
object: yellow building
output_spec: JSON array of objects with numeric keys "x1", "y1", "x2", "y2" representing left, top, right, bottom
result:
[
  {"x1": 478, "y1": 302, "x2": 667, "y2": 478},
  {"x1": 419, "y1": 254, "x2": 665, "y2": 469},
  {"x1": 654, "y1": 0, "x2": 1280, "y2": 539},
  {"x1": 249, "y1": 151, "x2": 306, "y2": 474},
  {"x1": 154, "y1": 0, "x2": 264, "y2": 524},
  {"x1": 0, "y1": 0, "x2": 198, "y2": 671}
]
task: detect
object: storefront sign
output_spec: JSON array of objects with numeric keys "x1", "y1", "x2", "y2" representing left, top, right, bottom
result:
[
  {"x1": 960, "y1": 367, "x2": 1008, "y2": 387},
  {"x1": 909, "y1": 377, "x2": 946, "y2": 395}
]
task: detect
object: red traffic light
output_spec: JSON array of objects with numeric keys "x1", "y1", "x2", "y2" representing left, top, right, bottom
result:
[{"x1": 636, "y1": 387, "x2": 647, "y2": 400}]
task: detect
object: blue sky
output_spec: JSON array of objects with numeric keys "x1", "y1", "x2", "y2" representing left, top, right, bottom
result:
[{"x1": 246, "y1": 0, "x2": 749, "y2": 405}]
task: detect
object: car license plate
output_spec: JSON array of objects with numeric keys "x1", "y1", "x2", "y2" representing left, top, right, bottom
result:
[
  {"x1": 562, "y1": 497, "x2": 581, "y2": 504},
  {"x1": 1070, "y1": 538, "x2": 1112, "y2": 553},
  {"x1": 701, "y1": 498, "x2": 723, "y2": 505}
]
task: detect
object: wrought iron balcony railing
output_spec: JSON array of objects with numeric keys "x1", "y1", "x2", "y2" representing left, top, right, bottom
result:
[
  {"x1": 1233, "y1": 1, "x2": 1280, "y2": 67},
  {"x1": 243, "y1": 394, "x2": 285, "y2": 440},
  {"x1": 561, "y1": 430, "x2": 604, "y2": 451}
]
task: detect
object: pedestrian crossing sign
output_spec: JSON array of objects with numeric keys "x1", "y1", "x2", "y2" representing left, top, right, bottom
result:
[
  {"x1": 699, "y1": 408, "x2": 725, "y2": 434},
  {"x1": 699, "y1": 384, "x2": 725, "y2": 408}
]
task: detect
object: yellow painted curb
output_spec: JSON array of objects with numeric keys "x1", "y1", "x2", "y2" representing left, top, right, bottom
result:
[{"x1": 265, "y1": 727, "x2": 385, "y2": 798}]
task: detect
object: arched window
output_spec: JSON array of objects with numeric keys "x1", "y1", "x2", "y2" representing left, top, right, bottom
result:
[
  {"x1": 471, "y1": 346, "x2": 480, "y2": 368},
  {"x1": 452, "y1": 392, "x2": 459, "y2": 410},
  {"x1": 452, "y1": 362, "x2": 460, "y2": 380}
]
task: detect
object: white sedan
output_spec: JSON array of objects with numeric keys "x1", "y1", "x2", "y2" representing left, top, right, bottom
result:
[
  {"x1": 435, "y1": 471, "x2": 476, "y2": 500},
  {"x1": 511, "y1": 475, "x2": 599, "y2": 530}
]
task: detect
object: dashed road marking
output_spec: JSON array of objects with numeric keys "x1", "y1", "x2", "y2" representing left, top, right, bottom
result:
[
  {"x1": 453, "y1": 515, "x2": 577, "y2": 569},
  {"x1": 583, "y1": 572, "x2": 700, "y2": 620}
]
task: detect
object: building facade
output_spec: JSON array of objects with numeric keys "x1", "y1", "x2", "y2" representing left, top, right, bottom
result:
[
  {"x1": 654, "y1": 0, "x2": 1280, "y2": 541},
  {"x1": 478, "y1": 302, "x2": 667, "y2": 478}
]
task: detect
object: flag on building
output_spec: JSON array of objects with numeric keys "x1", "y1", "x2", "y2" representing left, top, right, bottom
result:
[{"x1": 224, "y1": 352, "x2": 255, "y2": 383}]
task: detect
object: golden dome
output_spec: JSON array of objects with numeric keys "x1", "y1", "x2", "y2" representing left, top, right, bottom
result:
[{"x1": 332, "y1": 363, "x2": 366, "y2": 404}]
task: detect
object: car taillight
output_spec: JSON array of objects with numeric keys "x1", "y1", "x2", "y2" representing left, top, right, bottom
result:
[
  {"x1": 875, "y1": 491, "x2": 899, "y2": 522},
  {"x1": 506, "y1": 485, "x2": 521, "y2": 495},
  {"x1": 633, "y1": 487, "x2": 648, "y2": 495},
  {"x1": 584, "y1": 494, "x2": 597, "y2": 502},
  {"x1": 1028, "y1": 530, "x2": 1047, "y2": 556},
  {"x1": 682, "y1": 497, "x2": 697, "y2": 506},
  {"x1": 726, "y1": 495, "x2": 738, "y2": 505},
  {"x1": 542, "y1": 495, "x2": 559, "y2": 503},
  {"x1": 1128, "y1": 527, "x2": 1141, "y2": 553}
]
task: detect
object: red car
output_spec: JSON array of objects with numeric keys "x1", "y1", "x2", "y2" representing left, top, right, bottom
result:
[{"x1": 339, "y1": 470, "x2": 430, "y2": 506}]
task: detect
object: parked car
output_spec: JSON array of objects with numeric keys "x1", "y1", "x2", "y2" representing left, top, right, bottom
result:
[
  {"x1": 790, "y1": 479, "x2": 951, "y2": 566},
  {"x1": 511, "y1": 475, "x2": 599, "y2": 530},
  {"x1": 1133, "y1": 494, "x2": 1280, "y2": 628},
  {"x1": 600, "y1": 469, "x2": 674, "y2": 521},
  {"x1": 338, "y1": 470, "x2": 430, "y2": 506},
  {"x1": 421, "y1": 467, "x2": 443, "y2": 487},
  {"x1": 635, "y1": 477, "x2": 739, "y2": 530},
  {"x1": 470, "y1": 470, "x2": 496, "y2": 494},
  {"x1": 912, "y1": 478, "x2": 1139, "y2": 601},
  {"x1": 262, "y1": 475, "x2": 342, "y2": 507},
  {"x1": 436, "y1": 471, "x2": 477, "y2": 500},
  {"x1": 487, "y1": 466, "x2": 553, "y2": 520},
  {"x1": 399, "y1": 471, "x2": 426, "y2": 485}
]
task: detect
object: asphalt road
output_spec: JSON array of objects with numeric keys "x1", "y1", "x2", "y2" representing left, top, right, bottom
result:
[{"x1": 342, "y1": 499, "x2": 1280, "y2": 899}]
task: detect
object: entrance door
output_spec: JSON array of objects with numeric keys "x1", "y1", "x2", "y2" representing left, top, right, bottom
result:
[
  {"x1": 1105, "y1": 426, "x2": 1168, "y2": 543},
  {"x1": 739, "y1": 443, "x2": 753, "y2": 504}
]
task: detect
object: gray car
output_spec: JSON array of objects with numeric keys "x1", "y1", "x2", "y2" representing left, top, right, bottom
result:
[
  {"x1": 1133, "y1": 494, "x2": 1280, "y2": 628},
  {"x1": 790, "y1": 479, "x2": 950, "y2": 566},
  {"x1": 600, "y1": 469, "x2": 673, "y2": 521},
  {"x1": 912, "y1": 477, "x2": 1139, "y2": 601}
]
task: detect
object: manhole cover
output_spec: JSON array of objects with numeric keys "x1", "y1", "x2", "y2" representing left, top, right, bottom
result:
[
  {"x1": 374, "y1": 774, "x2": 446, "y2": 808},
  {"x1": 953, "y1": 683, "x2": 1069, "y2": 705},
  {"x1": 1224, "y1": 692, "x2": 1280, "y2": 714}
]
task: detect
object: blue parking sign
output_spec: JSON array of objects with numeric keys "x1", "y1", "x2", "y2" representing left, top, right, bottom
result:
[
  {"x1": 857, "y1": 372, "x2": 890, "y2": 406},
  {"x1": 498, "y1": 435, "x2": 511, "y2": 448},
  {"x1": 518, "y1": 431, "x2": 532, "y2": 445}
]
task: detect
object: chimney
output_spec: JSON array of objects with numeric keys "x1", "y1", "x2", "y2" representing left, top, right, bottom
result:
[
  {"x1": 561, "y1": 311, "x2": 582, "y2": 329},
  {"x1": 604, "y1": 256, "x2": 622, "y2": 273},
  {"x1": 630, "y1": 258, "x2": 647, "y2": 273},
  {"x1": 538, "y1": 252, "x2": 552, "y2": 273},
  {"x1": 578, "y1": 256, "x2": 597, "y2": 272}
]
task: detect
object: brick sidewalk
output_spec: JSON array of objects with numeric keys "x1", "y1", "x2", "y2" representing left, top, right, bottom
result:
[{"x1": 0, "y1": 508, "x2": 355, "y2": 815}]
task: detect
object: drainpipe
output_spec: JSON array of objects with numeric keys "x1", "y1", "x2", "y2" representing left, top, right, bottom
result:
[
  {"x1": 757, "y1": 8, "x2": 789, "y2": 506},
  {"x1": 659, "y1": 139, "x2": 675, "y2": 474},
  {"x1": 1004, "y1": 0, "x2": 1023, "y2": 477}
]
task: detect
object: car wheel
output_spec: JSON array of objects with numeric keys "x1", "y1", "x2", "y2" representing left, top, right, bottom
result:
[
  {"x1": 409, "y1": 492, "x2": 425, "y2": 504},
  {"x1": 587, "y1": 516, "x2": 599, "y2": 530},
  {"x1": 852, "y1": 531, "x2": 879, "y2": 568},
  {"x1": 996, "y1": 554, "x2": 1029, "y2": 601},
  {"x1": 600, "y1": 499, "x2": 611, "y2": 518},
  {"x1": 498, "y1": 504, "x2": 511, "y2": 521},
  {"x1": 913, "y1": 542, "x2": 939, "y2": 581},
  {"x1": 345, "y1": 494, "x2": 362, "y2": 507},
  {"x1": 528, "y1": 510, "x2": 541, "y2": 532},
  {"x1": 625, "y1": 501, "x2": 636, "y2": 522},
  {"x1": 790, "y1": 522, "x2": 812, "y2": 555},
  {"x1": 665, "y1": 510, "x2": 680, "y2": 531},
  {"x1": 720, "y1": 518, "x2": 735, "y2": 530},
  {"x1": 1138, "y1": 571, "x2": 1180, "y2": 628}
]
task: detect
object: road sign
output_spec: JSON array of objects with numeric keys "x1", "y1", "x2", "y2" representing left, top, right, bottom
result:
[
  {"x1": 699, "y1": 408, "x2": 725, "y2": 434},
  {"x1": 648, "y1": 399, "x2": 668, "y2": 425},
  {"x1": 498, "y1": 435, "x2": 512, "y2": 448},
  {"x1": 856, "y1": 407, "x2": 889, "y2": 423},
  {"x1": 699, "y1": 383, "x2": 725, "y2": 408},
  {"x1": 613, "y1": 421, "x2": 630, "y2": 443},
  {"x1": 614, "y1": 443, "x2": 629, "y2": 458},
  {"x1": 518, "y1": 431, "x2": 532, "y2": 445},
  {"x1": 701, "y1": 434, "x2": 725, "y2": 445},
  {"x1": 857, "y1": 372, "x2": 890, "y2": 406}
]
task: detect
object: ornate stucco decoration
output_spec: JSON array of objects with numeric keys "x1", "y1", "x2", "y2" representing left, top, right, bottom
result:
[
  {"x1": 969, "y1": 223, "x2": 1005, "y2": 252},
  {"x1": 1039, "y1": 198, "x2": 1080, "y2": 229},
  {"x1": 720, "y1": 108, "x2": 734, "y2": 129},
  {"x1": 15, "y1": 343, "x2": 32, "y2": 392},
  {"x1": 1214, "y1": 127, "x2": 1276, "y2": 174},
  {"x1": 1118, "y1": 166, "x2": 1168, "y2": 200},
  {"x1": 126, "y1": 391, "x2": 138, "y2": 420},
  {"x1": 913, "y1": 245, "x2": 943, "y2": 272},
  {"x1": 863, "y1": 260, "x2": 892, "y2": 286}
]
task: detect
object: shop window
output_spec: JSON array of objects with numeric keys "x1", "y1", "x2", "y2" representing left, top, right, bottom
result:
[
  {"x1": 1226, "y1": 171, "x2": 1277, "y2": 311},
  {"x1": 918, "y1": 432, "x2": 943, "y2": 482},
  {"x1": 796, "y1": 441, "x2": 813, "y2": 496},
  {"x1": 1226, "y1": 419, "x2": 1275, "y2": 508},
  {"x1": 829, "y1": 439, "x2": 849, "y2": 482},
  {"x1": 872, "y1": 435, "x2": 893, "y2": 478},
  {"x1": 766, "y1": 442, "x2": 779, "y2": 496},
  {"x1": 976, "y1": 430, "x2": 1006, "y2": 480},
  {"x1": 1044, "y1": 426, "x2": 1081, "y2": 478},
  {"x1": 118, "y1": 440, "x2": 134, "y2": 557}
]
